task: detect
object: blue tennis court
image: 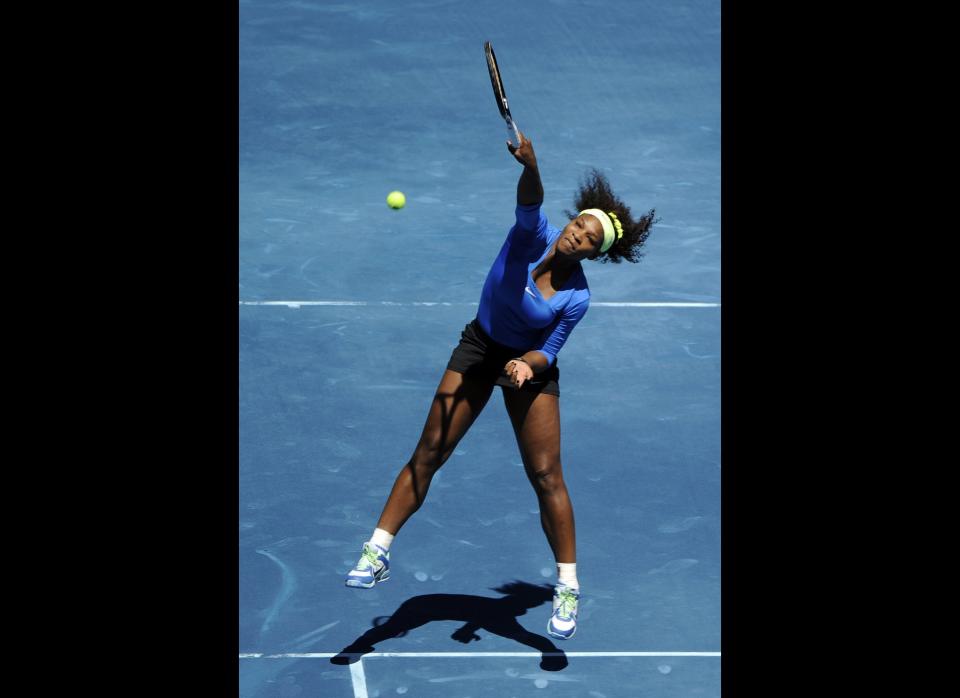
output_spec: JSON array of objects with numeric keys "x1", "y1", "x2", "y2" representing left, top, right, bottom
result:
[{"x1": 240, "y1": 1, "x2": 720, "y2": 695}]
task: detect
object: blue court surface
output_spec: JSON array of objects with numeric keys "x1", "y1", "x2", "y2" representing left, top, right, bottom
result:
[{"x1": 239, "y1": 1, "x2": 720, "y2": 696}]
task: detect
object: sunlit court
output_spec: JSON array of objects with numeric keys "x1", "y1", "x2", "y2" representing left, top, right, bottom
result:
[{"x1": 240, "y1": 1, "x2": 720, "y2": 695}]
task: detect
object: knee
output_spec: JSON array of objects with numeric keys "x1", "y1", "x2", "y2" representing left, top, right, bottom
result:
[
  {"x1": 410, "y1": 435, "x2": 447, "y2": 472},
  {"x1": 530, "y1": 460, "x2": 564, "y2": 495}
]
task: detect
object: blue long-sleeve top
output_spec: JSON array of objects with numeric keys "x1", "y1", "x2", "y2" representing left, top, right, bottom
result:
[{"x1": 476, "y1": 202, "x2": 591, "y2": 367}]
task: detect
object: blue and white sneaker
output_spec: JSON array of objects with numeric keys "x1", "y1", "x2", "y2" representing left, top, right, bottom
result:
[
  {"x1": 547, "y1": 584, "x2": 580, "y2": 640},
  {"x1": 344, "y1": 542, "x2": 390, "y2": 589}
]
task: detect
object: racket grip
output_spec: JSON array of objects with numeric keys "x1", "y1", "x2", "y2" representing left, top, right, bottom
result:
[{"x1": 506, "y1": 117, "x2": 521, "y2": 148}]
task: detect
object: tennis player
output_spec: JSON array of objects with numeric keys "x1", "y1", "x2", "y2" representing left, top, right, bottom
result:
[{"x1": 345, "y1": 132, "x2": 656, "y2": 640}]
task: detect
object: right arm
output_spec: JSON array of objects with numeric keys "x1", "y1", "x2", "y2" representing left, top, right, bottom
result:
[
  {"x1": 508, "y1": 132, "x2": 543, "y2": 205},
  {"x1": 505, "y1": 131, "x2": 550, "y2": 249}
]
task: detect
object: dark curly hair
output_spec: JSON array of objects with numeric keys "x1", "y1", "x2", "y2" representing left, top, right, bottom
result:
[{"x1": 563, "y1": 168, "x2": 657, "y2": 264}]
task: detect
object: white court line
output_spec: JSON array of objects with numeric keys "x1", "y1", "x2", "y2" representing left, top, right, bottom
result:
[
  {"x1": 239, "y1": 651, "x2": 722, "y2": 698},
  {"x1": 238, "y1": 300, "x2": 720, "y2": 308},
  {"x1": 349, "y1": 659, "x2": 368, "y2": 698},
  {"x1": 239, "y1": 651, "x2": 720, "y2": 658}
]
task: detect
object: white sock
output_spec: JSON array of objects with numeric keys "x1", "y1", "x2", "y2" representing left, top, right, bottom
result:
[
  {"x1": 370, "y1": 528, "x2": 395, "y2": 551},
  {"x1": 557, "y1": 562, "x2": 579, "y2": 589}
]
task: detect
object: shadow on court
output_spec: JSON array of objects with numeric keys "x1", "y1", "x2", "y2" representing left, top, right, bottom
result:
[{"x1": 331, "y1": 580, "x2": 569, "y2": 671}]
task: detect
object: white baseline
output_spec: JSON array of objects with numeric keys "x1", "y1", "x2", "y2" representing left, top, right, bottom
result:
[
  {"x1": 239, "y1": 301, "x2": 720, "y2": 308},
  {"x1": 240, "y1": 651, "x2": 720, "y2": 658}
]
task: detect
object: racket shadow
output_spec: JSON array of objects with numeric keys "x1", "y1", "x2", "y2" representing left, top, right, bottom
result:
[{"x1": 330, "y1": 580, "x2": 569, "y2": 671}]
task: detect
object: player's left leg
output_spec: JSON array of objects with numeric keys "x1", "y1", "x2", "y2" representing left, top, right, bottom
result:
[{"x1": 501, "y1": 388, "x2": 580, "y2": 640}]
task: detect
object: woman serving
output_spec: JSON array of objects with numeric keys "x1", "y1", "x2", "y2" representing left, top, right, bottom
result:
[{"x1": 345, "y1": 132, "x2": 656, "y2": 641}]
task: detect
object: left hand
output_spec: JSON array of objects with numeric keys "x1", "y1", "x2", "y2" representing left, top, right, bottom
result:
[{"x1": 504, "y1": 358, "x2": 534, "y2": 389}]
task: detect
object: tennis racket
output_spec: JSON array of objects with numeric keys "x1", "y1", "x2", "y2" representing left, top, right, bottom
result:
[{"x1": 484, "y1": 41, "x2": 522, "y2": 148}]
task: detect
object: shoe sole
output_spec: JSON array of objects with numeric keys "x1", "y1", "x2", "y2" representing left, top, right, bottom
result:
[{"x1": 345, "y1": 570, "x2": 390, "y2": 589}]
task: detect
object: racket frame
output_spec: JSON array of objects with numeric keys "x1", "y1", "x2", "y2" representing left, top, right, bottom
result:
[{"x1": 484, "y1": 41, "x2": 522, "y2": 147}]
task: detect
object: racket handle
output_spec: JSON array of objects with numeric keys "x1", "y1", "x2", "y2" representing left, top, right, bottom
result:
[{"x1": 506, "y1": 117, "x2": 521, "y2": 148}]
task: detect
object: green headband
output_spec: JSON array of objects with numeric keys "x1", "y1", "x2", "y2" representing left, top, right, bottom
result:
[{"x1": 579, "y1": 208, "x2": 623, "y2": 253}]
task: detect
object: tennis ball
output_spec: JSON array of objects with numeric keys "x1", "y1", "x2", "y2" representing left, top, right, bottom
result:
[{"x1": 386, "y1": 191, "x2": 406, "y2": 209}]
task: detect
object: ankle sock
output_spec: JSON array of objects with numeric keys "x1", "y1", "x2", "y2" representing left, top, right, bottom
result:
[
  {"x1": 370, "y1": 528, "x2": 394, "y2": 551},
  {"x1": 557, "y1": 562, "x2": 579, "y2": 589}
]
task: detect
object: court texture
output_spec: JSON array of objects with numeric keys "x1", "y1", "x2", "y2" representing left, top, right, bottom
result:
[{"x1": 240, "y1": 1, "x2": 720, "y2": 695}]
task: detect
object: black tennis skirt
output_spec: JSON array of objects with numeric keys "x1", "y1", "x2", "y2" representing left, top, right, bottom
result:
[{"x1": 445, "y1": 317, "x2": 560, "y2": 397}]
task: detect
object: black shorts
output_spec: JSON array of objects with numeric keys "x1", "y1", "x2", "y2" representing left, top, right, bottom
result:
[{"x1": 445, "y1": 318, "x2": 560, "y2": 397}]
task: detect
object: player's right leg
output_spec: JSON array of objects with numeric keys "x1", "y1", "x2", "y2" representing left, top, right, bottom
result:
[
  {"x1": 345, "y1": 369, "x2": 495, "y2": 588},
  {"x1": 378, "y1": 368, "x2": 495, "y2": 532}
]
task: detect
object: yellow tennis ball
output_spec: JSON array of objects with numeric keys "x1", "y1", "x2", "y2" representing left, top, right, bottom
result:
[{"x1": 386, "y1": 191, "x2": 406, "y2": 209}]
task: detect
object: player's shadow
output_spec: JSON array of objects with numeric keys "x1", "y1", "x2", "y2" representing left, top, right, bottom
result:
[{"x1": 331, "y1": 580, "x2": 569, "y2": 671}]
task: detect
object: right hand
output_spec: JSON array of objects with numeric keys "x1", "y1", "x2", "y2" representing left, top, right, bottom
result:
[{"x1": 507, "y1": 131, "x2": 538, "y2": 169}]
